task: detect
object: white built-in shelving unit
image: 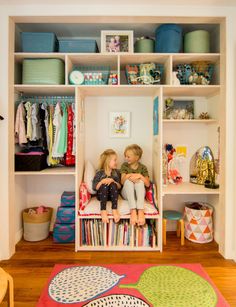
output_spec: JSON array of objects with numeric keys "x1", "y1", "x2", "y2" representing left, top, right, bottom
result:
[{"x1": 9, "y1": 16, "x2": 226, "y2": 254}]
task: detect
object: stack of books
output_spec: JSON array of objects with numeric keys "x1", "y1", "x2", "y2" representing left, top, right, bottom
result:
[{"x1": 80, "y1": 219, "x2": 158, "y2": 248}]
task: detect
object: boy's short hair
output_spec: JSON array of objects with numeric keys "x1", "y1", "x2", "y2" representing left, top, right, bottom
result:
[{"x1": 124, "y1": 144, "x2": 143, "y2": 159}]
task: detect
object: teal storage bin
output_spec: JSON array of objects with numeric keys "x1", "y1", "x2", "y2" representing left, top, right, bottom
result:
[
  {"x1": 184, "y1": 30, "x2": 210, "y2": 53},
  {"x1": 21, "y1": 32, "x2": 58, "y2": 53},
  {"x1": 155, "y1": 24, "x2": 182, "y2": 53},
  {"x1": 134, "y1": 38, "x2": 155, "y2": 53},
  {"x1": 22, "y1": 59, "x2": 65, "y2": 85},
  {"x1": 59, "y1": 39, "x2": 98, "y2": 53}
]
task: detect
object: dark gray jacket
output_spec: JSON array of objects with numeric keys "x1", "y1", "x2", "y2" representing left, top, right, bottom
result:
[{"x1": 92, "y1": 169, "x2": 121, "y2": 191}]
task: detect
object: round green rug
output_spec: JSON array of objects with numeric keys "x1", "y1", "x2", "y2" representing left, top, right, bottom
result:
[{"x1": 120, "y1": 266, "x2": 217, "y2": 307}]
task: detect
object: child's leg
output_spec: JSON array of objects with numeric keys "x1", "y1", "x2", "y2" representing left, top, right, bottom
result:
[
  {"x1": 121, "y1": 180, "x2": 137, "y2": 225},
  {"x1": 134, "y1": 181, "x2": 146, "y2": 226},
  {"x1": 97, "y1": 184, "x2": 109, "y2": 223},
  {"x1": 108, "y1": 182, "x2": 120, "y2": 223}
]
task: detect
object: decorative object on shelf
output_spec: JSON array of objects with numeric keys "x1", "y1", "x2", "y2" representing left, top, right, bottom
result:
[
  {"x1": 153, "y1": 97, "x2": 159, "y2": 135},
  {"x1": 101, "y1": 30, "x2": 133, "y2": 53},
  {"x1": 175, "y1": 61, "x2": 214, "y2": 85},
  {"x1": 184, "y1": 202, "x2": 214, "y2": 243},
  {"x1": 58, "y1": 38, "x2": 98, "y2": 53},
  {"x1": 69, "y1": 70, "x2": 84, "y2": 85},
  {"x1": 134, "y1": 36, "x2": 155, "y2": 53},
  {"x1": 125, "y1": 65, "x2": 139, "y2": 84},
  {"x1": 199, "y1": 112, "x2": 210, "y2": 119},
  {"x1": 162, "y1": 148, "x2": 168, "y2": 186},
  {"x1": 125, "y1": 63, "x2": 163, "y2": 85},
  {"x1": 155, "y1": 24, "x2": 183, "y2": 53},
  {"x1": 164, "y1": 98, "x2": 194, "y2": 120},
  {"x1": 109, "y1": 112, "x2": 130, "y2": 138},
  {"x1": 69, "y1": 66, "x2": 110, "y2": 85},
  {"x1": 184, "y1": 30, "x2": 210, "y2": 53},
  {"x1": 108, "y1": 73, "x2": 118, "y2": 85},
  {"x1": 189, "y1": 146, "x2": 219, "y2": 189},
  {"x1": 172, "y1": 71, "x2": 181, "y2": 85},
  {"x1": 165, "y1": 144, "x2": 183, "y2": 184},
  {"x1": 21, "y1": 32, "x2": 58, "y2": 52}
]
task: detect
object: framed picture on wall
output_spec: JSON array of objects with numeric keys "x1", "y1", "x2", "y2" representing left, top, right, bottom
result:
[
  {"x1": 101, "y1": 31, "x2": 134, "y2": 53},
  {"x1": 109, "y1": 112, "x2": 130, "y2": 138}
]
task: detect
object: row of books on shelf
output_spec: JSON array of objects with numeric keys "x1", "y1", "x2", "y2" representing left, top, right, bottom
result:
[{"x1": 80, "y1": 219, "x2": 158, "y2": 248}]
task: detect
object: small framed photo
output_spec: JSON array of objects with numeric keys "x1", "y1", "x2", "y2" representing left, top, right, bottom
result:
[
  {"x1": 164, "y1": 99, "x2": 194, "y2": 120},
  {"x1": 101, "y1": 31, "x2": 133, "y2": 53},
  {"x1": 109, "y1": 112, "x2": 130, "y2": 138}
]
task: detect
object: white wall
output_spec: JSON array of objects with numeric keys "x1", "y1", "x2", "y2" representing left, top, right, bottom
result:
[
  {"x1": 0, "y1": 3, "x2": 236, "y2": 260},
  {"x1": 84, "y1": 96, "x2": 153, "y2": 176}
]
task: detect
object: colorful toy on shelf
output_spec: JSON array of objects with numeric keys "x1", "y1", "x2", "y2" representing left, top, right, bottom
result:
[
  {"x1": 164, "y1": 98, "x2": 194, "y2": 120},
  {"x1": 175, "y1": 61, "x2": 214, "y2": 85},
  {"x1": 108, "y1": 73, "x2": 118, "y2": 85},
  {"x1": 164, "y1": 144, "x2": 183, "y2": 185},
  {"x1": 125, "y1": 63, "x2": 163, "y2": 85},
  {"x1": 189, "y1": 146, "x2": 219, "y2": 189}
]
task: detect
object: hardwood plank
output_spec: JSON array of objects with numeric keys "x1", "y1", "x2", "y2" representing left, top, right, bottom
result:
[{"x1": 0, "y1": 233, "x2": 236, "y2": 306}]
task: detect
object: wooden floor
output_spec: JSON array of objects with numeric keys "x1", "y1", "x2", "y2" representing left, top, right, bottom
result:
[{"x1": 0, "y1": 233, "x2": 236, "y2": 306}]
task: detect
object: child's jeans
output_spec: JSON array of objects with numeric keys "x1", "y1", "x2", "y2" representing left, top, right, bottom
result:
[{"x1": 121, "y1": 180, "x2": 145, "y2": 210}]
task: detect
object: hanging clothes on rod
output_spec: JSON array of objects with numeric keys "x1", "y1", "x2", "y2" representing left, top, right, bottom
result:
[{"x1": 14, "y1": 95, "x2": 76, "y2": 168}]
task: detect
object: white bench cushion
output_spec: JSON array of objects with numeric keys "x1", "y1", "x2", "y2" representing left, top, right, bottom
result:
[{"x1": 79, "y1": 196, "x2": 158, "y2": 217}]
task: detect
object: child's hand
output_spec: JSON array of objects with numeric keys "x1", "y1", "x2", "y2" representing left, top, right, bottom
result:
[
  {"x1": 102, "y1": 178, "x2": 115, "y2": 185},
  {"x1": 129, "y1": 174, "x2": 142, "y2": 183}
]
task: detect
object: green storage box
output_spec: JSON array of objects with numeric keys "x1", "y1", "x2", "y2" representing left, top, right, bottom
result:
[
  {"x1": 184, "y1": 30, "x2": 210, "y2": 53},
  {"x1": 22, "y1": 58, "x2": 65, "y2": 85},
  {"x1": 134, "y1": 38, "x2": 155, "y2": 53}
]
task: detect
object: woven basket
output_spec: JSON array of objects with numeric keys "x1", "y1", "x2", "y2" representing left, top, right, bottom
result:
[{"x1": 23, "y1": 207, "x2": 53, "y2": 241}]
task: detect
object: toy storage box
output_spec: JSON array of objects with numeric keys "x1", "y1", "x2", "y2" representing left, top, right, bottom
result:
[
  {"x1": 61, "y1": 191, "x2": 75, "y2": 207},
  {"x1": 22, "y1": 59, "x2": 65, "y2": 85},
  {"x1": 56, "y1": 207, "x2": 75, "y2": 224},
  {"x1": 15, "y1": 152, "x2": 48, "y2": 171},
  {"x1": 21, "y1": 32, "x2": 58, "y2": 53},
  {"x1": 53, "y1": 223, "x2": 75, "y2": 243},
  {"x1": 59, "y1": 39, "x2": 98, "y2": 53}
]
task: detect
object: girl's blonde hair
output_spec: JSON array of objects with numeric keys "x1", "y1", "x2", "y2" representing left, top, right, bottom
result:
[
  {"x1": 98, "y1": 149, "x2": 117, "y2": 176},
  {"x1": 124, "y1": 144, "x2": 143, "y2": 159}
]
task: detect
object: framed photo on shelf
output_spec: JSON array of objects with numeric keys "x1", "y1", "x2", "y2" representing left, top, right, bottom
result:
[
  {"x1": 164, "y1": 99, "x2": 194, "y2": 120},
  {"x1": 109, "y1": 112, "x2": 131, "y2": 138},
  {"x1": 101, "y1": 30, "x2": 134, "y2": 53}
]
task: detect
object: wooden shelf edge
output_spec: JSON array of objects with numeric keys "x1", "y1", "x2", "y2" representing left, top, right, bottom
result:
[
  {"x1": 76, "y1": 246, "x2": 160, "y2": 251},
  {"x1": 162, "y1": 182, "x2": 220, "y2": 195},
  {"x1": 163, "y1": 119, "x2": 218, "y2": 123}
]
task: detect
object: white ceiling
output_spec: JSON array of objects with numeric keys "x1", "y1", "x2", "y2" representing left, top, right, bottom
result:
[{"x1": 1, "y1": 0, "x2": 236, "y2": 6}]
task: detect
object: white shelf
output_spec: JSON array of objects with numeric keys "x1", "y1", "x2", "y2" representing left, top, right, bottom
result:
[
  {"x1": 163, "y1": 85, "x2": 220, "y2": 97},
  {"x1": 77, "y1": 85, "x2": 160, "y2": 96},
  {"x1": 172, "y1": 53, "x2": 220, "y2": 64},
  {"x1": 14, "y1": 52, "x2": 66, "y2": 62},
  {"x1": 15, "y1": 167, "x2": 75, "y2": 175},
  {"x1": 163, "y1": 119, "x2": 218, "y2": 124},
  {"x1": 77, "y1": 246, "x2": 160, "y2": 251},
  {"x1": 162, "y1": 182, "x2": 220, "y2": 195},
  {"x1": 14, "y1": 85, "x2": 75, "y2": 95}
]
